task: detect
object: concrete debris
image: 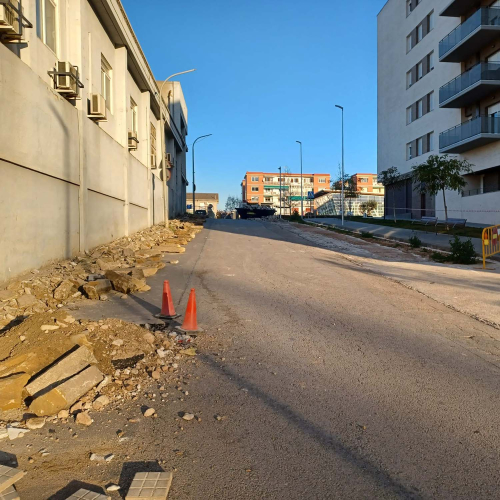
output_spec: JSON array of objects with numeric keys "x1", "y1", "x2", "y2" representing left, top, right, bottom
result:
[
  {"x1": 83, "y1": 279, "x2": 112, "y2": 300},
  {"x1": 25, "y1": 417, "x2": 46, "y2": 430},
  {"x1": 182, "y1": 413, "x2": 195, "y2": 421},
  {"x1": 75, "y1": 411, "x2": 93, "y2": 426},
  {"x1": 6, "y1": 425, "x2": 30, "y2": 440},
  {"x1": 53, "y1": 280, "x2": 77, "y2": 300},
  {"x1": 143, "y1": 407, "x2": 155, "y2": 418},
  {"x1": 0, "y1": 373, "x2": 30, "y2": 411},
  {"x1": 106, "y1": 484, "x2": 121, "y2": 492}
]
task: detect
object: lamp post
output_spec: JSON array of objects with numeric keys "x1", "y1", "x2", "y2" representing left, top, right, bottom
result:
[
  {"x1": 278, "y1": 166, "x2": 282, "y2": 218},
  {"x1": 192, "y1": 134, "x2": 212, "y2": 214},
  {"x1": 296, "y1": 141, "x2": 303, "y2": 216},
  {"x1": 335, "y1": 104, "x2": 344, "y2": 226},
  {"x1": 158, "y1": 69, "x2": 196, "y2": 226}
]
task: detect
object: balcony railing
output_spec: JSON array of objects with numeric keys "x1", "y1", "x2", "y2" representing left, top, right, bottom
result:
[
  {"x1": 439, "y1": 8, "x2": 500, "y2": 62},
  {"x1": 439, "y1": 62, "x2": 500, "y2": 107},
  {"x1": 439, "y1": 115, "x2": 500, "y2": 153},
  {"x1": 462, "y1": 186, "x2": 500, "y2": 197}
]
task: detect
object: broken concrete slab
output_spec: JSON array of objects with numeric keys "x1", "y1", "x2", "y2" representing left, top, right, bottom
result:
[
  {"x1": 83, "y1": 280, "x2": 112, "y2": 300},
  {"x1": 0, "y1": 373, "x2": 30, "y2": 411},
  {"x1": 0, "y1": 290, "x2": 16, "y2": 302},
  {"x1": 0, "y1": 465, "x2": 25, "y2": 494},
  {"x1": 29, "y1": 365, "x2": 104, "y2": 416},
  {"x1": 15, "y1": 294, "x2": 39, "y2": 309},
  {"x1": 104, "y1": 271, "x2": 146, "y2": 294},
  {"x1": 6, "y1": 426, "x2": 30, "y2": 440},
  {"x1": 125, "y1": 471, "x2": 173, "y2": 500},
  {"x1": 96, "y1": 258, "x2": 120, "y2": 272},
  {"x1": 0, "y1": 485, "x2": 20, "y2": 500},
  {"x1": 157, "y1": 245, "x2": 185, "y2": 254},
  {"x1": 53, "y1": 280, "x2": 77, "y2": 300},
  {"x1": 138, "y1": 267, "x2": 158, "y2": 277},
  {"x1": 25, "y1": 346, "x2": 97, "y2": 397},
  {"x1": 65, "y1": 489, "x2": 110, "y2": 499},
  {"x1": 111, "y1": 351, "x2": 144, "y2": 370}
]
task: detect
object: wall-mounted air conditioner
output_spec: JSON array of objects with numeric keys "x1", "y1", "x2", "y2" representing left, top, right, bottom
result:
[
  {"x1": 0, "y1": 0, "x2": 20, "y2": 37},
  {"x1": 128, "y1": 131, "x2": 139, "y2": 150},
  {"x1": 51, "y1": 62, "x2": 82, "y2": 99},
  {"x1": 150, "y1": 154, "x2": 157, "y2": 168},
  {"x1": 165, "y1": 152, "x2": 173, "y2": 167},
  {"x1": 88, "y1": 93, "x2": 107, "y2": 121}
]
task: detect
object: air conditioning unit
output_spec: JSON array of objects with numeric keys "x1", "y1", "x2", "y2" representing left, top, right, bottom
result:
[
  {"x1": 150, "y1": 154, "x2": 157, "y2": 168},
  {"x1": 55, "y1": 62, "x2": 79, "y2": 98},
  {"x1": 128, "y1": 131, "x2": 139, "y2": 150},
  {"x1": 0, "y1": 0, "x2": 20, "y2": 37},
  {"x1": 88, "y1": 93, "x2": 107, "y2": 121},
  {"x1": 165, "y1": 152, "x2": 172, "y2": 165}
]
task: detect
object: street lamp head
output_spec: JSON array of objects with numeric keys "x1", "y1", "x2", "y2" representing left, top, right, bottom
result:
[
  {"x1": 296, "y1": 140, "x2": 301, "y2": 144},
  {"x1": 335, "y1": 104, "x2": 343, "y2": 110}
]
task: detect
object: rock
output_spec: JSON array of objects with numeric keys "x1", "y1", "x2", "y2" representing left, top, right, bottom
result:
[
  {"x1": 140, "y1": 267, "x2": 158, "y2": 277},
  {"x1": 53, "y1": 280, "x2": 77, "y2": 300},
  {"x1": 104, "y1": 271, "x2": 146, "y2": 294},
  {"x1": 158, "y1": 245, "x2": 186, "y2": 254},
  {"x1": 170, "y1": 260, "x2": 179, "y2": 264},
  {"x1": 7, "y1": 425, "x2": 30, "y2": 440},
  {"x1": 106, "y1": 484, "x2": 121, "y2": 492},
  {"x1": 86, "y1": 274, "x2": 105, "y2": 281},
  {"x1": 16, "y1": 294, "x2": 39, "y2": 308},
  {"x1": 182, "y1": 413, "x2": 195, "y2": 421},
  {"x1": 70, "y1": 401, "x2": 83, "y2": 414},
  {"x1": 139, "y1": 284, "x2": 151, "y2": 292},
  {"x1": 111, "y1": 351, "x2": 145, "y2": 370},
  {"x1": 0, "y1": 373, "x2": 31, "y2": 411},
  {"x1": 0, "y1": 290, "x2": 16, "y2": 302},
  {"x1": 25, "y1": 346, "x2": 98, "y2": 397},
  {"x1": 25, "y1": 417, "x2": 46, "y2": 430},
  {"x1": 64, "y1": 315, "x2": 76, "y2": 324},
  {"x1": 151, "y1": 370, "x2": 161, "y2": 380},
  {"x1": 112, "y1": 339, "x2": 124, "y2": 347},
  {"x1": 143, "y1": 407, "x2": 155, "y2": 417},
  {"x1": 40, "y1": 325, "x2": 59, "y2": 331},
  {"x1": 83, "y1": 279, "x2": 112, "y2": 300},
  {"x1": 76, "y1": 412, "x2": 93, "y2": 426},
  {"x1": 57, "y1": 409, "x2": 69, "y2": 419},
  {"x1": 104, "y1": 453, "x2": 114, "y2": 462},
  {"x1": 29, "y1": 365, "x2": 104, "y2": 416},
  {"x1": 96, "y1": 258, "x2": 120, "y2": 271},
  {"x1": 143, "y1": 333, "x2": 155, "y2": 345},
  {"x1": 0, "y1": 427, "x2": 8, "y2": 440},
  {"x1": 93, "y1": 395, "x2": 110, "y2": 410}
]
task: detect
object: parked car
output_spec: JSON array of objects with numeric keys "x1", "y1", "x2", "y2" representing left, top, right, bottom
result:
[{"x1": 195, "y1": 209, "x2": 207, "y2": 216}]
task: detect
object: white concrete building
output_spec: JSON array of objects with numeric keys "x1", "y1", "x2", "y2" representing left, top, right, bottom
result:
[
  {"x1": 378, "y1": 0, "x2": 500, "y2": 225},
  {"x1": 0, "y1": 0, "x2": 189, "y2": 283}
]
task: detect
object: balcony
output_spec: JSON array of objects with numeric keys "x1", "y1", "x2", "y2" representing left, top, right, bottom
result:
[
  {"x1": 439, "y1": 115, "x2": 500, "y2": 153},
  {"x1": 440, "y1": 0, "x2": 474, "y2": 18},
  {"x1": 439, "y1": 8, "x2": 500, "y2": 63},
  {"x1": 439, "y1": 62, "x2": 500, "y2": 108}
]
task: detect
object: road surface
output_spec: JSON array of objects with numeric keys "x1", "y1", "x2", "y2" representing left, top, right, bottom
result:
[{"x1": 160, "y1": 219, "x2": 500, "y2": 499}]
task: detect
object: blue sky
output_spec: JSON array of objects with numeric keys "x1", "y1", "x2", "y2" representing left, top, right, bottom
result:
[{"x1": 122, "y1": 0, "x2": 386, "y2": 208}]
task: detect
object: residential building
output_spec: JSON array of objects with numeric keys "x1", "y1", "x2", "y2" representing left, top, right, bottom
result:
[
  {"x1": 378, "y1": 0, "x2": 500, "y2": 224},
  {"x1": 0, "y1": 0, "x2": 188, "y2": 283},
  {"x1": 315, "y1": 190, "x2": 385, "y2": 218},
  {"x1": 351, "y1": 173, "x2": 385, "y2": 195},
  {"x1": 186, "y1": 193, "x2": 219, "y2": 213},
  {"x1": 241, "y1": 172, "x2": 331, "y2": 215}
]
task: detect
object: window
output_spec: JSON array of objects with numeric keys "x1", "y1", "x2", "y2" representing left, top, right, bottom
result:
[
  {"x1": 130, "y1": 98, "x2": 138, "y2": 134},
  {"x1": 429, "y1": 91, "x2": 434, "y2": 111},
  {"x1": 406, "y1": 0, "x2": 411, "y2": 16},
  {"x1": 101, "y1": 56, "x2": 112, "y2": 111},
  {"x1": 264, "y1": 177, "x2": 273, "y2": 182},
  {"x1": 150, "y1": 123, "x2": 156, "y2": 167},
  {"x1": 407, "y1": 35, "x2": 413, "y2": 52},
  {"x1": 251, "y1": 186, "x2": 259, "y2": 192},
  {"x1": 417, "y1": 137, "x2": 423, "y2": 156},
  {"x1": 417, "y1": 24, "x2": 423, "y2": 42},
  {"x1": 429, "y1": 132, "x2": 434, "y2": 151},
  {"x1": 360, "y1": 177, "x2": 369, "y2": 183},
  {"x1": 407, "y1": 106, "x2": 413, "y2": 125},
  {"x1": 37, "y1": 0, "x2": 57, "y2": 53},
  {"x1": 251, "y1": 176, "x2": 259, "y2": 182},
  {"x1": 429, "y1": 11, "x2": 435, "y2": 30},
  {"x1": 417, "y1": 62, "x2": 423, "y2": 79},
  {"x1": 265, "y1": 197, "x2": 272, "y2": 202},
  {"x1": 417, "y1": 99, "x2": 423, "y2": 118},
  {"x1": 251, "y1": 196, "x2": 259, "y2": 202},
  {"x1": 407, "y1": 70, "x2": 413, "y2": 88},
  {"x1": 318, "y1": 178, "x2": 326, "y2": 183},
  {"x1": 407, "y1": 143, "x2": 413, "y2": 160},
  {"x1": 294, "y1": 178, "x2": 299, "y2": 183},
  {"x1": 428, "y1": 51, "x2": 434, "y2": 70}
]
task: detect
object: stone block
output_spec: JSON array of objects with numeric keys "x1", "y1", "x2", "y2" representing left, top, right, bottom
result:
[
  {"x1": 83, "y1": 280, "x2": 112, "y2": 300},
  {"x1": 0, "y1": 466, "x2": 25, "y2": 494},
  {"x1": 0, "y1": 291, "x2": 16, "y2": 302},
  {"x1": 96, "y1": 258, "x2": 120, "y2": 271},
  {"x1": 125, "y1": 471, "x2": 173, "y2": 500},
  {"x1": 29, "y1": 365, "x2": 104, "y2": 416},
  {"x1": 26, "y1": 346, "x2": 97, "y2": 397},
  {"x1": 157, "y1": 245, "x2": 185, "y2": 254},
  {"x1": 0, "y1": 373, "x2": 30, "y2": 411},
  {"x1": 0, "y1": 485, "x2": 20, "y2": 500},
  {"x1": 105, "y1": 271, "x2": 146, "y2": 294},
  {"x1": 53, "y1": 280, "x2": 77, "y2": 300},
  {"x1": 15, "y1": 295, "x2": 39, "y2": 308},
  {"x1": 139, "y1": 267, "x2": 158, "y2": 277},
  {"x1": 65, "y1": 489, "x2": 110, "y2": 500}
]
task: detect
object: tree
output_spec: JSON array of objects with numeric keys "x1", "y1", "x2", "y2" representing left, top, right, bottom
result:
[
  {"x1": 359, "y1": 200, "x2": 378, "y2": 216},
  {"x1": 225, "y1": 195, "x2": 241, "y2": 211},
  {"x1": 379, "y1": 166, "x2": 400, "y2": 223},
  {"x1": 412, "y1": 154, "x2": 473, "y2": 222},
  {"x1": 332, "y1": 165, "x2": 358, "y2": 216}
]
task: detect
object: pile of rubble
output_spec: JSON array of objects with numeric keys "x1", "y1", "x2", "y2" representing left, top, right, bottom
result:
[
  {"x1": 0, "y1": 310, "x2": 197, "y2": 429},
  {"x1": 0, "y1": 221, "x2": 202, "y2": 331}
]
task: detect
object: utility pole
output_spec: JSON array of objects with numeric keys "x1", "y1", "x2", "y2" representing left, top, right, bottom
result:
[
  {"x1": 192, "y1": 134, "x2": 212, "y2": 214},
  {"x1": 278, "y1": 166, "x2": 282, "y2": 219},
  {"x1": 335, "y1": 104, "x2": 345, "y2": 226},
  {"x1": 158, "y1": 69, "x2": 196, "y2": 226},
  {"x1": 296, "y1": 141, "x2": 303, "y2": 216}
]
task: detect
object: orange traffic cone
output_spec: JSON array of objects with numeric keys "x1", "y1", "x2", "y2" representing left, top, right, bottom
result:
[
  {"x1": 158, "y1": 281, "x2": 179, "y2": 319},
  {"x1": 178, "y1": 288, "x2": 201, "y2": 332}
]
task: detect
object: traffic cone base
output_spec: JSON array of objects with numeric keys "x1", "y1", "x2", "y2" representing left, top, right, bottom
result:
[
  {"x1": 156, "y1": 280, "x2": 180, "y2": 320},
  {"x1": 178, "y1": 288, "x2": 201, "y2": 332}
]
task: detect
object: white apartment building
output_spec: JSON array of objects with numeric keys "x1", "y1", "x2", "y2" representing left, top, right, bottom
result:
[
  {"x1": 0, "y1": 0, "x2": 189, "y2": 282},
  {"x1": 378, "y1": 0, "x2": 500, "y2": 225}
]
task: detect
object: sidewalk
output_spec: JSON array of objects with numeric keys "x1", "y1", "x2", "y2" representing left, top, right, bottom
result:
[{"x1": 309, "y1": 218, "x2": 484, "y2": 254}]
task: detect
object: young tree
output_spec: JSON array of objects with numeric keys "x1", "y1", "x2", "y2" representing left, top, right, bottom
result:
[
  {"x1": 359, "y1": 200, "x2": 378, "y2": 216},
  {"x1": 332, "y1": 165, "x2": 358, "y2": 216},
  {"x1": 412, "y1": 154, "x2": 473, "y2": 222},
  {"x1": 225, "y1": 195, "x2": 241, "y2": 211},
  {"x1": 379, "y1": 166, "x2": 400, "y2": 223}
]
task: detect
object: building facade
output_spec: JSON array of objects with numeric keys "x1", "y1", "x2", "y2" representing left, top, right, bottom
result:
[
  {"x1": 315, "y1": 191, "x2": 385, "y2": 218},
  {"x1": 378, "y1": 0, "x2": 500, "y2": 224},
  {"x1": 186, "y1": 193, "x2": 219, "y2": 213},
  {"x1": 352, "y1": 173, "x2": 385, "y2": 194},
  {"x1": 241, "y1": 172, "x2": 331, "y2": 215},
  {"x1": 0, "y1": 0, "x2": 188, "y2": 283}
]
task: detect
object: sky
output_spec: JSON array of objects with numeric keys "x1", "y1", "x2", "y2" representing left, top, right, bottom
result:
[{"x1": 122, "y1": 0, "x2": 386, "y2": 208}]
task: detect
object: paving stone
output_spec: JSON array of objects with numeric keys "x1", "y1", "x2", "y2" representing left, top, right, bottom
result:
[
  {"x1": 25, "y1": 346, "x2": 97, "y2": 397},
  {"x1": 125, "y1": 471, "x2": 173, "y2": 500},
  {"x1": 0, "y1": 485, "x2": 20, "y2": 500},
  {"x1": 29, "y1": 365, "x2": 104, "y2": 416},
  {"x1": 0, "y1": 465, "x2": 25, "y2": 494},
  {"x1": 65, "y1": 489, "x2": 110, "y2": 500}
]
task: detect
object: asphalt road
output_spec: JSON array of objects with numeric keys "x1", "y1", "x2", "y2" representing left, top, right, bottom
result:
[{"x1": 165, "y1": 219, "x2": 500, "y2": 499}]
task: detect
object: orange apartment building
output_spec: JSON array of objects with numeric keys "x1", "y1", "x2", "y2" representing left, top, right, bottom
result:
[
  {"x1": 241, "y1": 172, "x2": 331, "y2": 214},
  {"x1": 351, "y1": 174, "x2": 384, "y2": 195}
]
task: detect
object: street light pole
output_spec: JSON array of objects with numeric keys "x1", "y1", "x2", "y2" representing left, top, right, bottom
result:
[
  {"x1": 158, "y1": 69, "x2": 196, "y2": 226},
  {"x1": 296, "y1": 141, "x2": 303, "y2": 216},
  {"x1": 278, "y1": 166, "x2": 282, "y2": 219},
  {"x1": 192, "y1": 134, "x2": 212, "y2": 214},
  {"x1": 335, "y1": 104, "x2": 344, "y2": 226}
]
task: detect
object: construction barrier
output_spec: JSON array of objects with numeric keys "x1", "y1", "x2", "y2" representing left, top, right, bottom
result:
[{"x1": 482, "y1": 224, "x2": 500, "y2": 268}]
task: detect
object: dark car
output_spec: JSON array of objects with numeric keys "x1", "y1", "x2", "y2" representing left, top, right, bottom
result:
[{"x1": 195, "y1": 209, "x2": 207, "y2": 216}]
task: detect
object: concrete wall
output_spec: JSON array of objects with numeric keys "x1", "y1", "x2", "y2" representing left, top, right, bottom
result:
[{"x1": 0, "y1": 0, "x2": 191, "y2": 283}]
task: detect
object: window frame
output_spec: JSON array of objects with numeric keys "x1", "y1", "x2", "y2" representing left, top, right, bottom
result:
[
  {"x1": 150, "y1": 122, "x2": 157, "y2": 167},
  {"x1": 251, "y1": 176, "x2": 260, "y2": 182},
  {"x1": 130, "y1": 97, "x2": 138, "y2": 134},
  {"x1": 101, "y1": 56, "x2": 112, "y2": 112},
  {"x1": 251, "y1": 186, "x2": 259, "y2": 192},
  {"x1": 37, "y1": 0, "x2": 58, "y2": 54}
]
